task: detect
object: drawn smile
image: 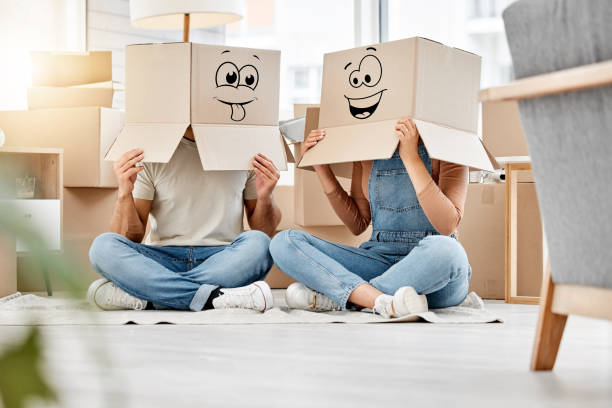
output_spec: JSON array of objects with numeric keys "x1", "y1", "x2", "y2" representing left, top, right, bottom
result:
[
  {"x1": 214, "y1": 97, "x2": 256, "y2": 122},
  {"x1": 344, "y1": 90, "x2": 386, "y2": 119}
]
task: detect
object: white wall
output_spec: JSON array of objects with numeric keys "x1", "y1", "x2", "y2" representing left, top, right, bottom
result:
[
  {"x1": 0, "y1": 0, "x2": 86, "y2": 110},
  {"x1": 86, "y1": 0, "x2": 225, "y2": 108}
]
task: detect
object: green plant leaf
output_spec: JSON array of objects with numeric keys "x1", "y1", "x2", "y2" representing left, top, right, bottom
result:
[{"x1": 0, "y1": 328, "x2": 57, "y2": 408}]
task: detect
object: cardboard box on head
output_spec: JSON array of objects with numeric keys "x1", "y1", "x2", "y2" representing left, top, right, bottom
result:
[
  {"x1": 299, "y1": 37, "x2": 498, "y2": 172},
  {"x1": 105, "y1": 42, "x2": 291, "y2": 171}
]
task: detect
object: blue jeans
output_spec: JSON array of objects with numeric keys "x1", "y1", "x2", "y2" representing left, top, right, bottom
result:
[
  {"x1": 89, "y1": 230, "x2": 273, "y2": 311},
  {"x1": 270, "y1": 230, "x2": 471, "y2": 309}
]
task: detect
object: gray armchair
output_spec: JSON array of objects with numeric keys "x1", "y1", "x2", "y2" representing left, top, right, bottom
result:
[{"x1": 480, "y1": 0, "x2": 612, "y2": 370}]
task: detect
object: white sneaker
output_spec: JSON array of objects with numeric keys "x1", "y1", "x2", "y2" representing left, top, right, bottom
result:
[
  {"x1": 87, "y1": 278, "x2": 147, "y2": 311},
  {"x1": 212, "y1": 281, "x2": 273, "y2": 312},
  {"x1": 285, "y1": 282, "x2": 342, "y2": 312},
  {"x1": 373, "y1": 286, "x2": 428, "y2": 318}
]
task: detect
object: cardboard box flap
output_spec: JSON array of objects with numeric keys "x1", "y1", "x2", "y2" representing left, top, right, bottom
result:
[
  {"x1": 279, "y1": 116, "x2": 305, "y2": 143},
  {"x1": 298, "y1": 119, "x2": 398, "y2": 167},
  {"x1": 283, "y1": 138, "x2": 295, "y2": 163},
  {"x1": 414, "y1": 120, "x2": 497, "y2": 172},
  {"x1": 192, "y1": 124, "x2": 288, "y2": 171},
  {"x1": 105, "y1": 123, "x2": 188, "y2": 163}
]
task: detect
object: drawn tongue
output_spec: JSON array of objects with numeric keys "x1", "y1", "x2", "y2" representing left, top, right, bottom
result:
[{"x1": 230, "y1": 103, "x2": 246, "y2": 121}]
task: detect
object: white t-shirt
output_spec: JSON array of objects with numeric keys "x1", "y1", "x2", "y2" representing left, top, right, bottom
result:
[{"x1": 132, "y1": 138, "x2": 258, "y2": 246}]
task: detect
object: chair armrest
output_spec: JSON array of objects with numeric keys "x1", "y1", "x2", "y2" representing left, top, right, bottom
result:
[{"x1": 479, "y1": 60, "x2": 612, "y2": 102}]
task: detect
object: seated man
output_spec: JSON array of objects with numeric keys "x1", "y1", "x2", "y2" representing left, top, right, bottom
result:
[{"x1": 87, "y1": 129, "x2": 281, "y2": 312}]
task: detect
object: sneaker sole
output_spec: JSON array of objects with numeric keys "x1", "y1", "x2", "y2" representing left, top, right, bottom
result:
[{"x1": 253, "y1": 281, "x2": 274, "y2": 312}]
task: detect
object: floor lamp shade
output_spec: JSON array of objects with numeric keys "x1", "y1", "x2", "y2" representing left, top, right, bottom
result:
[{"x1": 130, "y1": 0, "x2": 245, "y2": 29}]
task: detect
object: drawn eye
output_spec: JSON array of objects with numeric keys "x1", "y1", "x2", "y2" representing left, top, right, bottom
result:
[
  {"x1": 359, "y1": 55, "x2": 382, "y2": 87},
  {"x1": 239, "y1": 65, "x2": 259, "y2": 89},
  {"x1": 215, "y1": 62, "x2": 240, "y2": 87},
  {"x1": 349, "y1": 70, "x2": 362, "y2": 88}
]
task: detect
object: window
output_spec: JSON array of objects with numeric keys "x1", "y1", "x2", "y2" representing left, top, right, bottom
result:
[
  {"x1": 225, "y1": 0, "x2": 356, "y2": 184},
  {"x1": 0, "y1": 0, "x2": 86, "y2": 110},
  {"x1": 293, "y1": 68, "x2": 310, "y2": 89},
  {"x1": 385, "y1": 0, "x2": 514, "y2": 88},
  {"x1": 225, "y1": 0, "x2": 356, "y2": 120}
]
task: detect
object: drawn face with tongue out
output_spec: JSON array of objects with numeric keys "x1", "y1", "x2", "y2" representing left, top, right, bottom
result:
[{"x1": 214, "y1": 51, "x2": 260, "y2": 121}]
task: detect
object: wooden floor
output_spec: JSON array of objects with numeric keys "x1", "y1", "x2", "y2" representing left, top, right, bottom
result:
[{"x1": 0, "y1": 300, "x2": 610, "y2": 407}]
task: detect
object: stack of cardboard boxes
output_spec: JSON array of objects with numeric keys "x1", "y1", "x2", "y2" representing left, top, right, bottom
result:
[
  {"x1": 0, "y1": 51, "x2": 122, "y2": 291},
  {"x1": 459, "y1": 100, "x2": 545, "y2": 299}
]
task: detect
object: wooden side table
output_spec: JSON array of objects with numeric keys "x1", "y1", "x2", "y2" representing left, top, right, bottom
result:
[{"x1": 503, "y1": 158, "x2": 546, "y2": 304}]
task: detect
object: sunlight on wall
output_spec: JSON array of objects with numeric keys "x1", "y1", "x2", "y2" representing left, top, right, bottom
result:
[{"x1": 0, "y1": 0, "x2": 85, "y2": 110}]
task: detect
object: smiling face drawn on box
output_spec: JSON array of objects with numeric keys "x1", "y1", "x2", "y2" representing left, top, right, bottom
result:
[
  {"x1": 213, "y1": 50, "x2": 261, "y2": 122},
  {"x1": 343, "y1": 47, "x2": 386, "y2": 120}
]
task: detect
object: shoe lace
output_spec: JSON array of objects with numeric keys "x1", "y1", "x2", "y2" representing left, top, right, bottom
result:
[
  {"x1": 107, "y1": 285, "x2": 145, "y2": 310},
  {"x1": 373, "y1": 296, "x2": 393, "y2": 318},
  {"x1": 219, "y1": 287, "x2": 258, "y2": 309},
  {"x1": 313, "y1": 293, "x2": 340, "y2": 311}
]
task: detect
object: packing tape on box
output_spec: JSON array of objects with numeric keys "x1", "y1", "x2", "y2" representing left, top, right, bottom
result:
[{"x1": 469, "y1": 170, "x2": 505, "y2": 184}]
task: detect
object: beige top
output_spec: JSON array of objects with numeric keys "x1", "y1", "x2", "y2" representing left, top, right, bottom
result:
[
  {"x1": 133, "y1": 138, "x2": 258, "y2": 246},
  {"x1": 325, "y1": 159, "x2": 468, "y2": 236}
]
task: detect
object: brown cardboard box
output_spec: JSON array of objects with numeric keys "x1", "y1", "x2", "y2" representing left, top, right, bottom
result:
[
  {"x1": 482, "y1": 100, "x2": 529, "y2": 157},
  {"x1": 458, "y1": 182, "x2": 544, "y2": 299},
  {"x1": 300, "y1": 37, "x2": 497, "y2": 172},
  {"x1": 292, "y1": 105, "x2": 353, "y2": 226},
  {"x1": 31, "y1": 51, "x2": 112, "y2": 87},
  {"x1": 458, "y1": 183, "x2": 506, "y2": 299},
  {"x1": 17, "y1": 236, "x2": 99, "y2": 293},
  {"x1": 294, "y1": 170, "x2": 352, "y2": 226},
  {"x1": 28, "y1": 82, "x2": 114, "y2": 110},
  {"x1": 516, "y1": 182, "x2": 544, "y2": 296},
  {"x1": 0, "y1": 234, "x2": 17, "y2": 297},
  {"x1": 106, "y1": 42, "x2": 290, "y2": 171},
  {"x1": 28, "y1": 50, "x2": 115, "y2": 110},
  {"x1": 293, "y1": 107, "x2": 353, "y2": 178},
  {"x1": 63, "y1": 187, "x2": 116, "y2": 240},
  {"x1": 0, "y1": 107, "x2": 123, "y2": 187}
]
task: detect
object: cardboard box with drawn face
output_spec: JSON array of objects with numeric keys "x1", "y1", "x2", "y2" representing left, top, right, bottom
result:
[
  {"x1": 299, "y1": 37, "x2": 498, "y2": 172},
  {"x1": 106, "y1": 42, "x2": 290, "y2": 171}
]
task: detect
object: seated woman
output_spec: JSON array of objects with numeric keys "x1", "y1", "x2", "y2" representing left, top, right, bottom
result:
[{"x1": 270, "y1": 119, "x2": 471, "y2": 318}]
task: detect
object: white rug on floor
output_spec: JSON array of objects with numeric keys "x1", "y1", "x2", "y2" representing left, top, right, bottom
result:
[{"x1": 0, "y1": 292, "x2": 503, "y2": 326}]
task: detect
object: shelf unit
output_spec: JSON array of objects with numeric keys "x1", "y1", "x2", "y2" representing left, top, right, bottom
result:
[{"x1": 0, "y1": 146, "x2": 63, "y2": 295}]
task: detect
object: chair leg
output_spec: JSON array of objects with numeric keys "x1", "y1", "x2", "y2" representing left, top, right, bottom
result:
[{"x1": 531, "y1": 263, "x2": 567, "y2": 370}]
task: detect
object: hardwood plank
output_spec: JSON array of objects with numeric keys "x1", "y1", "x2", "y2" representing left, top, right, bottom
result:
[{"x1": 479, "y1": 60, "x2": 612, "y2": 102}]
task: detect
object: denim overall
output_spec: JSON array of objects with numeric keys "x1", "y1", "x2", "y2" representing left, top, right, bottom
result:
[
  {"x1": 360, "y1": 145, "x2": 440, "y2": 260},
  {"x1": 270, "y1": 145, "x2": 471, "y2": 309}
]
